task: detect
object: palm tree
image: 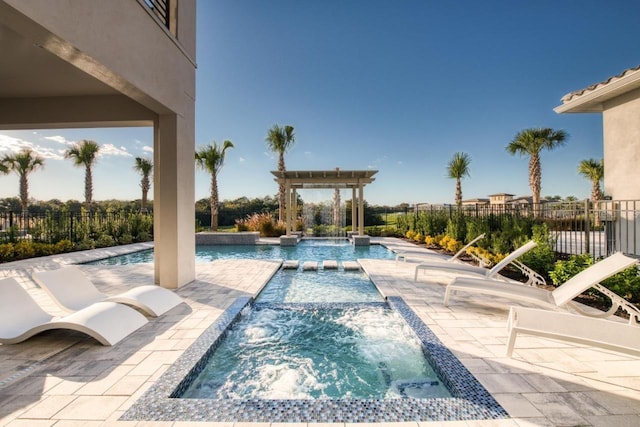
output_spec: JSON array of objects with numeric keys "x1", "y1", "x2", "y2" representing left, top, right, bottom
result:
[
  {"x1": 133, "y1": 157, "x2": 153, "y2": 213},
  {"x1": 64, "y1": 140, "x2": 101, "y2": 210},
  {"x1": 195, "y1": 140, "x2": 234, "y2": 231},
  {"x1": 2, "y1": 149, "x2": 45, "y2": 214},
  {"x1": 506, "y1": 128, "x2": 568, "y2": 213},
  {"x1": 447, "y1": 152, "x2": 471, "y2": 207},
  {"x1": 265, "y1": 124, "x2": 295, "y2": 221},
  {"x1": 578, "y1": 158, "x2": 604, "y2": 202},
  {"x1": 578, "y1": 158, "x2": 604, "y2": 227}
]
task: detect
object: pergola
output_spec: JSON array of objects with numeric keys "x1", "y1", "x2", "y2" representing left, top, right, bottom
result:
[{"x1": 271, "y1": 169, "x2": 378, "y2": 237}]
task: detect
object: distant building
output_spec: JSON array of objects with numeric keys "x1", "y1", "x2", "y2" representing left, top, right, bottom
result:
[
  {"x1": 488, "y1": 193, "x2": 514, "y2": 205},
  {"x1": 461, "y1": 198, "x2": 489, "y2": 206}
]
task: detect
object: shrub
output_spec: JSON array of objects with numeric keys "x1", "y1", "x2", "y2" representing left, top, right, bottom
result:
[
  {"x1": 75, "y1": 239, "x2": 96, "y2": 251},
  {"x1": 13, "y1": 241, "x2": 35, "y2": 259},
  {"x1": 518, "y1": 223, "x2": 556, "y2": 279},
  {"x1": 55, "y1": 240, "x2": 73, "y2": 253},
  {"x1": 550, "y1": 254, "x2": 640, "y2": 305},
  {"x1": 549, "y1": 254, "x2": 593, "y2": 286},
  {"x1": 0, "y1": 243, "x2": 14, "y2": 262},
  {"x1": 95, "y1": 234, "x2": 115, "y2": 248},
  {"x1": 405, "y1": 230, "x2": 416, "y2": 240},
  {"x1": 413, "y1": 233, "x2": 424, "y2": 243},
  {"x1": 424, "y1": 235, "x2": 437, "y2": 246},
  {"x1": 119, "y1": 233, "x2": 133, "y2": 245}
]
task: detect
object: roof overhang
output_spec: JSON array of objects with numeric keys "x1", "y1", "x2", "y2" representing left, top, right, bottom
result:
[
  {"x1": 554, "y1": 66, "x2": 640, "y2": 114},
  {"x1": 271, "y1": 169, "x2": 378, "y2": 189}
]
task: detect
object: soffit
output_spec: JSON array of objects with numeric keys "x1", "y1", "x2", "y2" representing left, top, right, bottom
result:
[{"x1": 0, "y1": 21, "x2": 118, "y2": 98}]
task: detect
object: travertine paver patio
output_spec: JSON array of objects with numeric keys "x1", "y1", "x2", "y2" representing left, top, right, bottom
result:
[{"x1": 0, "y1": 238, "x2": 639, "y2": 426}]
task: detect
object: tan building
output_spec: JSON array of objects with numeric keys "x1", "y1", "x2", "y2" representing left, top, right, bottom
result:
[
  {"x1": 0, "y1": 0, "x2": 197, "y2": 289},
  {"x1": 555, "y1": 65, "x2": 640, "y2": 200},
  {"x1": 556, "y1": 65, "x2": 640, "y2": 255},
  {"x1": 488, "y1": 193, "x2": 514, "y2": 205}
]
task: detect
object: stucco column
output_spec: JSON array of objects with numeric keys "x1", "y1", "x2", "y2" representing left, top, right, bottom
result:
[
  {"x1": 285, "y1": 180, "x2": 291, "y2": 236},
  {"x1": 292, "y1": 188, "x2": 297, "y2": 233},
  {"x1": 358, "y1": 183, "x2": 364, "y2": 235},
  {"x1": 352, "y1": 187, "x2": 357, "y2": 234},
  {"x1": 153, "y1": 113, "x2": 195, "y2": 289}
]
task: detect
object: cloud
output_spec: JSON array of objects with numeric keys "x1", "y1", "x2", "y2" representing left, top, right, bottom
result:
[
  {"x1": 44, "y1": 135, "x2": 73, "y2": 145},
  {"x1": 397, "y1": 160, "x2": 403, "y2": 165},
  {"x1": 142, "y1": 145, "x2": 153, "y2": 153},
  {"x1": 0, "y1": 134, "x2": 63, "y2": 159},
  {"x1": 304, "y1": 151, "x2": 314, "y2": 157},
  {"x1": 263, "y1": 151, "x2": 275, "y2": 160},
  {"x1": 239, "y1": 157, "x2": 246, "y2": 163},
  {"x1": 99, "y1": 144, "x2": 132, "y2": 157}
]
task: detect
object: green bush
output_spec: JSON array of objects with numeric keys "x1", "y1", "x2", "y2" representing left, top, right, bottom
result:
[
  {"x1": 518, "y1": 223, "x2": 556, "y2": 278},
  {"x1": 13, "y1": 241, "x2": 35, "y2": 259},
  {"x1": 75, "y1": 239, "x2": 96, "y2": 251},
  {"x1": 549, "y1": 254, "x2": 593, "y2": 286},
  {"x1": 96, "y1": 234, "x2": 116, "y2": 248},
  {"x1": 119, "y1": 234, "x2": 133, "y2": 245},
  {"x1": 0, "y1": 243, "x2": 14, "y2": 262},
  {"x1": 550, "y1": 254, "x2": 640, "y2": 305}
]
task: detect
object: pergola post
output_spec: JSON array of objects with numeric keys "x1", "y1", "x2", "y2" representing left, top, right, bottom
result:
[
  {"x1": 358, "y1": 182, "x2": 365, "y2": 236},
  {"x1": 285, "y1": 180, "x2": 291, "y2": 236},
  {"x1": 292, "y1": 188, "x2": 297, "y2": 234},
  {"x1": 352, "y1": 187, "x2": 357, "y2": 234}
]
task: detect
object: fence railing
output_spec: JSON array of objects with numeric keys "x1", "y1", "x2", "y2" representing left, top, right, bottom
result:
[
  {"x1": 407, "y1": 200, "x2": 640, "y2": 259},
  {"x1": 0, "y1": 210, "x2": 154, "y2": 245}
]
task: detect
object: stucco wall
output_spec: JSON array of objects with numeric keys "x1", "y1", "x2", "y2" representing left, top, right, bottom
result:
[
  {"x1": 4, "y1": 0, "x2": 196, "y2": 116},
  {"x1": 603, "y1": 87, "x2": 640, "y2": 200}
]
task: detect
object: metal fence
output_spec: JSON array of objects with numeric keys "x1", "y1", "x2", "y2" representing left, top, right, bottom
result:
[
  {"x1": 0, "y1": 210, "x2": 154, "y2": 245},
  {"x1": 411, "y1": 200, "x2": 640, "y2": 259}
]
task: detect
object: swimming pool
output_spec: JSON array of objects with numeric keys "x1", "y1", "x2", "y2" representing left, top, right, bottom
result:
[
  {"x1": 85, "y1": 238, "x2": 395, "y2": 265},
  {"x1": 121, "y1": 253, "x2": 508, "y2": 422}
]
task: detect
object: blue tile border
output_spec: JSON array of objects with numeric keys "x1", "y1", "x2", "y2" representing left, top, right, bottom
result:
[{"x1": 121, "y1": 296, "x2": 508, "y2": 422}]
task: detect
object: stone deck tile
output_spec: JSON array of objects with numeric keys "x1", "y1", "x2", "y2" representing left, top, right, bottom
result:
[{"x1": 0, "y1": 240, "x2": 639, "y2": 426}]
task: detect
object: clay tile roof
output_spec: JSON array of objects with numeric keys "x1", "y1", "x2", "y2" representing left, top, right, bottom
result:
[{"x1": 561, "y1": 65, "x2": 640, "y2": 103}]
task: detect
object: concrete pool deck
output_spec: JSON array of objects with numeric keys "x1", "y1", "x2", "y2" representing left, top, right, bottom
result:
[{"x1": 1, "y1": 238, "x2": 640, "y2": 426}]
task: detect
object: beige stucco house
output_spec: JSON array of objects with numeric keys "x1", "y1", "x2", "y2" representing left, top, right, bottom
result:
[
  {"x1": 0, "y1": 0, "x2": 197, "y2": 289},
  {"x1": 556, "y1": 65, "x2": 640, "y2": 255},
  {"x1": 555, "y1": 65, "x2": 640, "y2": 200}
]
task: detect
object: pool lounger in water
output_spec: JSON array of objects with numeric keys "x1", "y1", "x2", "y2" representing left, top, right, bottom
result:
[
  {"x1": 302, "y1": 261, "x2": 319, "y2": 271},
  {"x1": 282, "y1": 260, "x2": 299, "y2": 270},
  {"x1": 342, "y1": 261, "x2": 360, "y2": 271},
  {"x1": 322, "y1": 260, "x2": 339, "y2": 269}
]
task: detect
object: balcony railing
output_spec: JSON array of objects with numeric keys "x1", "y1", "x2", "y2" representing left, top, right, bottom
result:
[{"x1": 144, "y1": 0, "x2": 170, "y2": 30}]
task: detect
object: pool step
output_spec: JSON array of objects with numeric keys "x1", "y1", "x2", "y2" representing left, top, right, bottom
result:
[
  {"x1": 342, "y1": 261, "x2": 361, "y2": 271},
  {"x1": 322, "y1": 260, "x2": 339, "y2": 269},
  {"x1": 302, "y1": 261, "x2": 318, "y2": 271},
  {"x1": 282, "y1": 260, "x2": 299, "y2": 270}
]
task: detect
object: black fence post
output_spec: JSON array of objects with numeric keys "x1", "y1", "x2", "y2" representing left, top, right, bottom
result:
[{"x1": 584, "y1": 199, "x2": 591, "y2": 255}]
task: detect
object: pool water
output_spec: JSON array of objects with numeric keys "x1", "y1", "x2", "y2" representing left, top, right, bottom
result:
[
  {"x1": 180, "y1": 305, "x2": 451, "y2": 399},
  {"x1": 255, "y1": 269, "x2": 383, "y2": 303},
  {"x1": 86, "y1": 238, "x2": 395, "y2": 265}
]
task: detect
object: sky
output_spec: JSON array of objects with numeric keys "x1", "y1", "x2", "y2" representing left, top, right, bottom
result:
[{"x1": 1, "y1": 0, "x2": 639, "y2": 206}]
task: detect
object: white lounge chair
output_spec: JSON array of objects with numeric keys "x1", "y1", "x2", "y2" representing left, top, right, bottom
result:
[
  {"x1": 0, "y1": 277, "x2": 147, "y2": 345},
  {"x1": 506, "y1": 306, "x2": 640, "y2": 357},
  {"x1": 395, "y1": 233, "x2": 485, "y2": 265},
  {"x1": 414, "y1": 240, "x2": 537, "y2": 282},
  {"x1": 444, "y1": 252, "x2": 640, "y2": 323},
  {"x1": 33, "y1": 266, "x2": 184, "y2": 317}
]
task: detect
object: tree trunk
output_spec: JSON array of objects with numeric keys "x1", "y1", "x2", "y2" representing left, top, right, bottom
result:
[
  {"x1": 455, "y1": 178, "x2": 462, "y2": 207},
  {"x1": 529, "y1": 153, "x2": 541, "y2": 216},
  {"x1": 210, "y1": 175, "x2": 218, "y2": 231},
  {"x1": 19, "y1": 173, "x2": 28, "y2": 214},
  {"x1": 85, "y1": 165, "x2": 93, "y2": 211}
]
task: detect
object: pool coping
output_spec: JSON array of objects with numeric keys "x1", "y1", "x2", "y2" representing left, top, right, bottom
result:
[{"x1": 120, "y1": 295, "x2": 508, "y2": 422}]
